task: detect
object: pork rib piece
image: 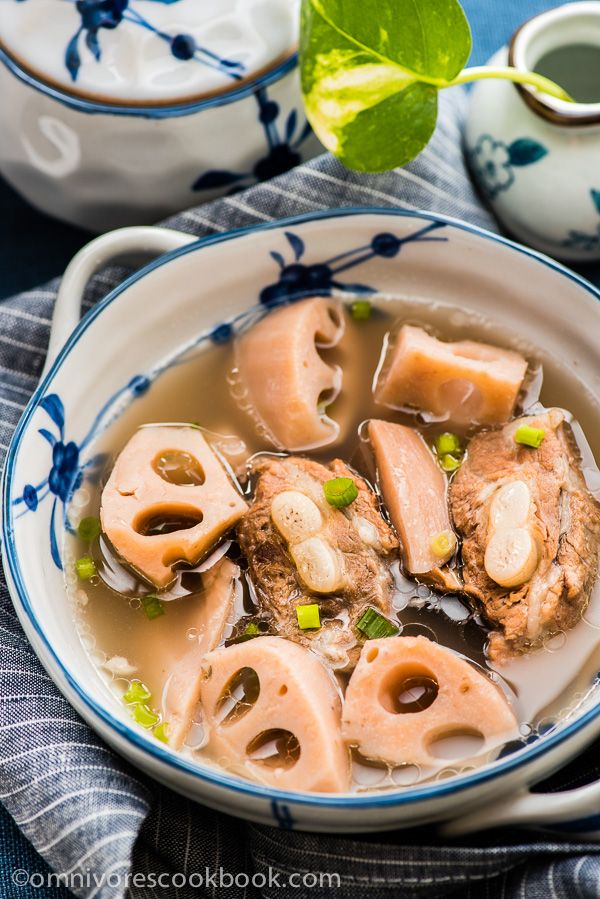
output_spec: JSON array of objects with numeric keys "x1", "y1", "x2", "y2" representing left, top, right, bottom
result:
[
  {"x1": 450, "y1": 410, "x2": 600, "y2": 660},
  {"x1": 237, "y1": 455, "x2": 398, "y2": 669}
]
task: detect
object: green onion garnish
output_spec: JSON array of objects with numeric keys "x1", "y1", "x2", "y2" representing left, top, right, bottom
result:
[
  {"x1": 232, "y1": 622, "x2": 261, "y2": 644},
  {"x1": 351, "y1": 300, "x2": 372, "y2": 321},
  {"x1": 296, "y1": 603, "x2": 321, "y2": 630},
  {"x1": 153, "y1": 722, "x2": 170, "y2": 744},
  {"x1": 430, "y1": 530, "x2": 457, "y2": 560},
  {"x1": 434, "y1": 432, "x2": 461, "y2": 456},
  {"x1": 439, "y1": 453, "x2": 462, "y2": 473},
  {"x1": 515, "y1": 425, "x2": 545, "y2": 448},
  {"x1": 142, "y1": 594, "x2": 165, "y2": 620},
  {"x1": 132, "y1": 703, "x2": 159, "y2": 729},
  {"x1": 356, "y1": 607, "x2": 399, "y2": 639},
  {"x1": 77, "y1": 516, "x2": 101, "y2": 542},
  {"x1": 323, "y1": 477, "x2": 359, "y2": 508},
  {"x1": 123, "y1": 681, "x2": 151, "y2": 705},
  {"x1": 75, "y1": 555, "x2": 97, "y2": 581}
]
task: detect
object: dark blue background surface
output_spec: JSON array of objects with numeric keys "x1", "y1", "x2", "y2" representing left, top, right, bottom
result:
[{"x1": 0, "y1": 0, "x2": 590, "y2": 890}]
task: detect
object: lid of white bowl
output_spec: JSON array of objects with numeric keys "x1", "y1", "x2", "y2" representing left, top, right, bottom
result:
[{"x1": 0, "y1": 0, "x2": 298, "y2": 105}]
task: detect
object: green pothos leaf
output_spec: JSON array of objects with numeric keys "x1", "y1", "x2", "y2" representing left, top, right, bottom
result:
[{"x1": 300, "y1": 0, "x2": 472, "y2": 172}]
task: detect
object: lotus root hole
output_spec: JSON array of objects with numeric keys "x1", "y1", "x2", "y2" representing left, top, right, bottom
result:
[
  {"x1": 427, "y1": 728, "x2": 485, "y2": 761},
  {"x1": 379, "y1": 665, "x2": 439, "y2": 715},
  {"x1": 152, "y1": 449, "x2": 205, "y2": 486},
  {"x1": 246, "y1": 729, "x2": 301, "y2": 769},
  {"x1": 215, "y1": 667, "x2": 260, "y2": 726},
  {"x1": 134, "y1": 506, "x2": 203, "y2": 536}
]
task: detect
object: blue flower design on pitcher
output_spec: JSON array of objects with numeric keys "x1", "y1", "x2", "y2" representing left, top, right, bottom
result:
[
  {"x1": 470, "y1": 134, "x2": 548, "y2": 199},
  {"x1": 192, "y1": 89, "x2": 313, "y2": 194},
  {"x1": 13, "y1": 375, "x2": 150, "y2": 569},
  {"x1": 16, "y1": 0, "x2": 245, "y2": 83},
  {"x1": 563, "y1": 190, "x2": 600, "y2": 252}
]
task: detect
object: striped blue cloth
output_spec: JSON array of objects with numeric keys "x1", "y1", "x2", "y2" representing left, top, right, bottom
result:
[{"x1": 2, "y1": 3, "x2": 600, "y2": 898}]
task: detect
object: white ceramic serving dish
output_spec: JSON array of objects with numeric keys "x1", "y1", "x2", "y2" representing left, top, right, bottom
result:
[
  {"x1": 0, "y1": 0, "x2": 321, "y2": 231},
  {"x1": 466, "y1": 2, "x2": 600, "y2": 262},
  {"x1": 3, "y1": 208, "x2": 600, "y2": 835}
]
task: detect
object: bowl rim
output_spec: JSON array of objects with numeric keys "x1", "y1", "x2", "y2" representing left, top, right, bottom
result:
[
  {"x1": 4, "y1": 206, "x2": 600, "y2": 810},
  {"x1": 0, "y1": 43, "x2": 298, "y2": 119}
]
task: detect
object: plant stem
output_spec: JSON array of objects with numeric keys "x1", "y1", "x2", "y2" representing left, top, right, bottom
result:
[{"x1": 445, "y1": 66, "x2": 573, "y2": 102}]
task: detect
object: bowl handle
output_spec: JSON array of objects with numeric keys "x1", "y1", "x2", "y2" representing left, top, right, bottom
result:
[
  {"x1": 42, "y1": 226, "x2": 196, "y2": 378},
  {"x1": 442, "y1": 779, "x2": 600, "y2": 840}
]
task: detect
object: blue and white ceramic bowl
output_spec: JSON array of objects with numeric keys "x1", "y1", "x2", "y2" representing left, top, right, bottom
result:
[
  {"x1": 3, "y1": 209, "x2": 600, "y2": 835},
  {"x1": 0, "y1": 0, "x2": 321, "y2": 231}
]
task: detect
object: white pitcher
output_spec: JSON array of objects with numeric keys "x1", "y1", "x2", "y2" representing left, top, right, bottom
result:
[{"x1": 466, "y1": 2, "x2": 600, "y2": 262}]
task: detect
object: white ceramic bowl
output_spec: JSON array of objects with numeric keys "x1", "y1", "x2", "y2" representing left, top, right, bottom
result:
[
  {"x1": 0, "y1": 1, "x2": 321, "y2": 231},
  {"x1": 3, "y1": 209, "x2": 600, "y2": 835}
]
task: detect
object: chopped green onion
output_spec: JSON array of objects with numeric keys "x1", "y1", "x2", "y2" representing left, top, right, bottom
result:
[
  {"x1": 132, "y1": 703, "x2": 159, "y2": 729},
  {"x1": 75, "y1": 555, "x2": 97, "y2": 581},
  {"x1": 434, "y1": 432, "x2": 461, "y2": 456},
  {"x1": 123, "y1": 681, "x2": 151, "y2": 705},
  {"x1": 232, "y1": 622, "x2": 261, "y2": 643},
  {"x1": 430, "y1": 530, "x2": 457, "y2": 560},
  {"x1": 514, "y1": 425, "x2": 545, "y2": 448},
  {"x1": 351, "y1": 300, "x2": 372, "y2": 321},
  {"x1": 296, "y1": 603, "x2": 321, "y2": 630},
  {"x1": 323, "y1": 477, "x2": 359, "y2": 508},
  {"x1": 77, "y1": 516, "x2": 101, "y2": 542},
  {"x1": 142, "y1": 594, "x2": 165, "y2": 620},
  {"x1": 356, "y1": 607, "x2": 399, "y2": 639},
  {"x1": 153, "y1": 722, "x2": 170, "y2": 744},
  {"x1": 439, "y1": 453, "x2": 462, "y2": 473}
]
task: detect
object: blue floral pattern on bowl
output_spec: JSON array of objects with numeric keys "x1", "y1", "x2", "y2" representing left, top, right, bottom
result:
[
  {"x1": 15, "y1": 0, "x2": 245, "y2": 83},
  {"x1": 12, "y1": 375, "x2": 150, "y2": 568},
  {"x1": 563, "y1": 190, "x2": 600, "y2": 253},
  {"x1": 258, "y1": 222, "x2": 447, "y2": 306},
  {"x1": 469, "y1": 134, "x2": 548, "y2": 199},
  {"x1": 13, "y1": 222, "x2": 447, "y2": 570}
]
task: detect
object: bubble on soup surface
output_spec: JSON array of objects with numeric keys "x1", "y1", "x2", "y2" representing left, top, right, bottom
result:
[
  {"x1": 72, "y1": 488, "x2": 90, "y2": 509},
  {"x1": 184, "y1": 707, "x2": 208, "y2": 751},
  {"x1": 391, "y1": 764, "x2": 421, "y2": 786},
  {"x1": 103, "y1": 656, "x2": 137, "y2": 678},
  {"x1": 440, "y1": 595, "x2": 471, "y2": 622},
  {"x1": 401, "y1": 623, "x2": 438, "y2": 642},
  {"x1": 427, "y1": 729, "x2": 485, "y2": 761},
  {"x1": 351, "y1": 749, "x2": 388, "y2": 787},
  {"x1": 543, "y1": 631, "x2": 566, "y2": 652}
]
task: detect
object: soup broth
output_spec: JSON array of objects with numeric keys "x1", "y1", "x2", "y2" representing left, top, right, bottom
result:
[{"x1": 65, "y1": 295, "x2": 600, "y2": 791}]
